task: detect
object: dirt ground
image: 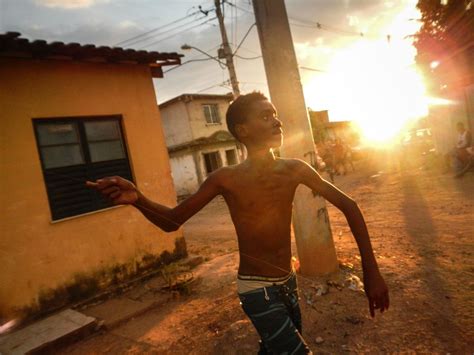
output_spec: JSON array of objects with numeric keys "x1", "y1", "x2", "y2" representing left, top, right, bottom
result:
[{"x1": 60, "y1": 157, "x2": 473, "y2": 354}]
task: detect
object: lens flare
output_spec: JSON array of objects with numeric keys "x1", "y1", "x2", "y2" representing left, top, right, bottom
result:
[{"x1": 303, "y1": 1, "x2": 429, "y2": 147}]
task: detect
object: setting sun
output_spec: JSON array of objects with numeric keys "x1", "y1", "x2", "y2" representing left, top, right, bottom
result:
[{"x1": 303, "y1": 1, "x2": 429, "y2": 146}]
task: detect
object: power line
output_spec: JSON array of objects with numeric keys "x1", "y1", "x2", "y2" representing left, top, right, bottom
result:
[
  {"x1": 114, "y1": 10, "x2": 201, "y2": 46},
  {"x1": 228, "y1": 2, "x2": 253, "y2": 15},
  {"x1": 124, "y1": 14, "x2": 211, "y2": 48},
  {"x1": 229, "y1": 43, "x2": 260, "y2": 55},
  {"x1": 234, "y1": 54, "x2": 261, "y2": 60},
  {"x1": 163, "y1": 57, "x2": 218, "y2": 73},
  {"x1": 233, "y1": 22, "x2": 256, "y2": 55},
  {"x1": 299, "y1": 66, "x2": 327, "y2": 72},
  {"x1": 197, "y1": 80, "x2": 230, "y2": 93},
  {"x1": 289, "y1": 16, "x2": 365, "y2": 37},
  {"x1": 139, "y1": 17, "x2": 218, "y2": 49},
  {"x1": 228, "y1": 2, "x2": 368, "y2": 38},
  {"x1": 164, "y1": 44, "x2": 222, "y2": 73}
]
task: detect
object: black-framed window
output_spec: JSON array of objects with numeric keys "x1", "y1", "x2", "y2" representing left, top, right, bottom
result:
[
  {"x1": 203, "y1": 151, "x2": 221, "y2": 174},
  {"x1": 202, "y1": 104, "x2": 221, "y2": 124},
  {"x1": 33, "y1": 115, "x2": 133, "y2": 221}
]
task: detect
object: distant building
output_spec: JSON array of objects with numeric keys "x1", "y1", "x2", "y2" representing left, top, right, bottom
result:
[
  {"x1": 0, "y1": 32, "x2": 185, "y2": 320},
  {"x1": 309, "y1": 110, "x2": 359, "y2": 145},
  {"x1": 160, "y1": 93, "x2": 241, "y2": 196}
]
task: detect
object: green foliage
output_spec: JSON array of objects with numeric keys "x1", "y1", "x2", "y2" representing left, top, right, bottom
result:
[{"x1": 414, "y1": 0, "x2": 474, "y2": 91}]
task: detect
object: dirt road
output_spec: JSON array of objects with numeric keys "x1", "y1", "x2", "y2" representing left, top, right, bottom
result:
[{"x1": 60, "y1": 161, "x2": 474, "y2": 354}]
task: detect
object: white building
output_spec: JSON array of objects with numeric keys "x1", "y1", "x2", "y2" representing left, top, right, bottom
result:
[{"x1": 160, "y1": 93, "x2": 242, "y2": 196}]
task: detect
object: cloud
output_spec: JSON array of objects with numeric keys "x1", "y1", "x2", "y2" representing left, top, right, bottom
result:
[
  {"x1": 33, "y1": 0, "x2": 109, "y2": 9},
  {"x1": 118, "y1": 20, "x2": 139, "y2": 30}
]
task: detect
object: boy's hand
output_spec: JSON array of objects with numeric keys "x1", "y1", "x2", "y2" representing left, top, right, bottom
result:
[
  {"x1": 363, "y1": 271, "x2": 389, "y2": 317},
  {"x1": 86, "y1": 176, "x2": 138, "y2": 205}
]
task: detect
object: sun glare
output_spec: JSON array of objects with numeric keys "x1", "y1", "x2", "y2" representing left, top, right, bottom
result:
[{"x1": 304, "y1": 2, "x2": 429, "y2": 147}]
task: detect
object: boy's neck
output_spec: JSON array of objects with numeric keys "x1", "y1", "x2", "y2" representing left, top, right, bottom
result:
[{"x1": 245, "y1": 146, "x2": 276, "y2": 166}]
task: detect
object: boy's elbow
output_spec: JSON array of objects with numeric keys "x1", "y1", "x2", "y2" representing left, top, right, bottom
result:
[
  {"x1": 163, "y1": 223, "x2": 181, "y2": 232},
  {"x1": 342, "y1": 197, "x2": 359, "y2": 213},
  {"x1": 161, "y1": 211, "x2": 183, "y2": 232}
]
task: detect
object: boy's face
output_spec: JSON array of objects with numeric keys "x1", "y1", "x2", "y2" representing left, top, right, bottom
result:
[{"x1": 238, "y1": 99, "x2": 283, "y2": 149}]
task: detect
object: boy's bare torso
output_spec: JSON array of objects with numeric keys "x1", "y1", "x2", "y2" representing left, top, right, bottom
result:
[{"x1": 218, "y1": 157, "x2": 300, "y2": 278}]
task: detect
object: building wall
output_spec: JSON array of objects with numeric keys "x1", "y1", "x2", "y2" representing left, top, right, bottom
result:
[
  {"x1": 187, "y1": 98, "x2": 229, "y2": 139},
  {"x1": 160, "y1": 97, "x2": 231, "y2": 147},
  {"x1": 197, "y1": 142, "x2": 239, "y2": 179},
  {"x1": 170, "y1": 142, "x2": 241, "y2": 196},
  {"x1": 0, "y1": 57, "x2": 183, "y2": 318},
  {"x1": 160, "y1": 101, "x2": 193, "y2": 146},
  {"x1": 170, "y1": 153, "x2": 199, "y2": 196},
  {"x1": 161, "y1": 95, "x2": 237, "y2": 197}
]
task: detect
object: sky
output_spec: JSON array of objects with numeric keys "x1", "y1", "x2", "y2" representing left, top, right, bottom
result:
[{"x1": 0, "y1": 0, "x2": 427, "y2": 135}]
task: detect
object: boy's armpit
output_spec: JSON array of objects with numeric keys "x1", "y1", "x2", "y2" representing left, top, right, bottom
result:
[{"x1": 296, "y1": 159, "x2": 354, "y2": 209}]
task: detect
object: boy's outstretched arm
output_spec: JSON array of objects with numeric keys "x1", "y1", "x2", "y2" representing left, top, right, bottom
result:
[
  {"x1": 86, "y1": 170, "x2": 223, "y2": 232},
  {"x1": 296, "y1": 160, "x2": 389, "y2": 317}
]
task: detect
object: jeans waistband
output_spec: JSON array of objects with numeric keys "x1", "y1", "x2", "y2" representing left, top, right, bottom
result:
[{"x1": 238, "y1": 272, "x2": 297, "y2": 296}]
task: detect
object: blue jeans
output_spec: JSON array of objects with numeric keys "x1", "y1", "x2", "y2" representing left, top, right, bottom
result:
[{"x1": 238, "y1": 274, "x2": 312, "y2": 354}]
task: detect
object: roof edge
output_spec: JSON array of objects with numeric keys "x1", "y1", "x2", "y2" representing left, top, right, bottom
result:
[
  {"x1": 0, "y1": 32, "x2": 183, "y2": 78},
  {"x1": 159, "y1": 93, "x2": 234, "y2": 108}
]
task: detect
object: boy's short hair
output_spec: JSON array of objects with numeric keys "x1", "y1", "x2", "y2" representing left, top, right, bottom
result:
[{"x1": 226, "y1": 91, "x2": 268, "y2": 140}]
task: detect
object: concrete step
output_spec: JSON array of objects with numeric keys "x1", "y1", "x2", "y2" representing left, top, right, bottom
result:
[{"x1": 0, "y1": 309, "x2": 96, "y2": 354}]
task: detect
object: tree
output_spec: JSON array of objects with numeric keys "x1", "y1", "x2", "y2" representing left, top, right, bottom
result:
[{"x1": 414, "y1": 0, "x2": 474, "y2": 93}]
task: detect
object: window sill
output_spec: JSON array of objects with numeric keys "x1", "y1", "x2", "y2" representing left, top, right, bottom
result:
[
  {"x1": 50, "y1": 204, "x2": 127, "y2": 224},
  {"x1": 205, "y1": 123, "x2": 222, "y2": 126}
]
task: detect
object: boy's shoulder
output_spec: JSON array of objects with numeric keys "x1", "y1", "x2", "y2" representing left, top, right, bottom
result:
[
  {"x1": 206, "y1": 164, "x2": 242, "y2": 182},
  {"x1": 210, "y1": 158, "x2": 307, "y2": 177},
  {"x1": 275, "y1": 157, "x2": 308, "y2": 169}
]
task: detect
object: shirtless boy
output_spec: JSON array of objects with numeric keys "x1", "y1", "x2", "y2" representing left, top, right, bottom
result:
[{"x1": 87, "y1": 92, "x2": 389, "y2": 354}]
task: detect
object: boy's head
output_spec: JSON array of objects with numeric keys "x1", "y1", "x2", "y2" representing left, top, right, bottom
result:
[
  {"x1": 456, "y1": 122, "x2": 465, "y2": 133},
  {"x1": 226, "y1": 92, "x2": 283, "y2": 148},
  {"x1": 226, "y1": 92, "x2": 268, "y2": 139}
]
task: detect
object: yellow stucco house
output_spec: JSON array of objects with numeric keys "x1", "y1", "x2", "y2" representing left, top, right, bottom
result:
[{"x1": 0, "y1": 32, "x2": 185, "y2": 321}]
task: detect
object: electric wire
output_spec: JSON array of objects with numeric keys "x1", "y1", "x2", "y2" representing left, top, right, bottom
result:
[
  {"x1": 123, "y1": 14, "x2": 210, "y2": 48},
  {"x1": 164, "y1": 44, "x2": 223, "y2": 73},
  {"x1": 234, "y1": 54, "x2": 261, "y2": 60},
  {"x1": 114, "y1": 10, "x2": 202, "y2": 46},
  {"x1": 139, "y1": 17, "x2": 218, "y2": 49},
  {"x1": 232, "y1": 22, "x2": 256, "y2": 56}
]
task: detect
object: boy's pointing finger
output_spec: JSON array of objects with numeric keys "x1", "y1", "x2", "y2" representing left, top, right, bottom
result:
[{"x1": 85, "y1": 181, "x2": 99, "y2": 188}]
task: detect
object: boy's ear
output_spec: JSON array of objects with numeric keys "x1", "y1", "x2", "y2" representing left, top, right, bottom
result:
[{"x1": 235, "y1": 124, "x2": 248, "y2": 139}]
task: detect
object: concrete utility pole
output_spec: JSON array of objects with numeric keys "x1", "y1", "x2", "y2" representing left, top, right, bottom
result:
[
  {"x1": 214, "y1": 0, "x2": 240, "y2": 98},
  {"x1": 252, "y1": 0, "x2": 338, "y2": 275}
]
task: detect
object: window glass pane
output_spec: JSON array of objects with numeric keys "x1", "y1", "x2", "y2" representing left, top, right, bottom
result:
[
  {"x1": 204, "y1": 152, "x2": 221, "y2": 173},
  {"x1": 37, "y1": 123, "x2": 79, "y2": 146},
  {"x1": 211, "y1": 105, "x2": 220, "y2": 123},
  {"x1": 41, "y1": 145, "x2": 84, "y2": 168},
  {"x1": 211, "y1": 154, "x2": 219, "y2": 169},
  {"x1": 89, "y1": 140, "x2": 125, "y2": 162},
  {"x1": 203, "y1": 104, "x2": 220, "y2": 124},
  {"x1": 85, "y1": 120, "x2": 121, "y2": 141},
  {"x1": 203, "y1": 105, "x2": 212, "y2": 123}
]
